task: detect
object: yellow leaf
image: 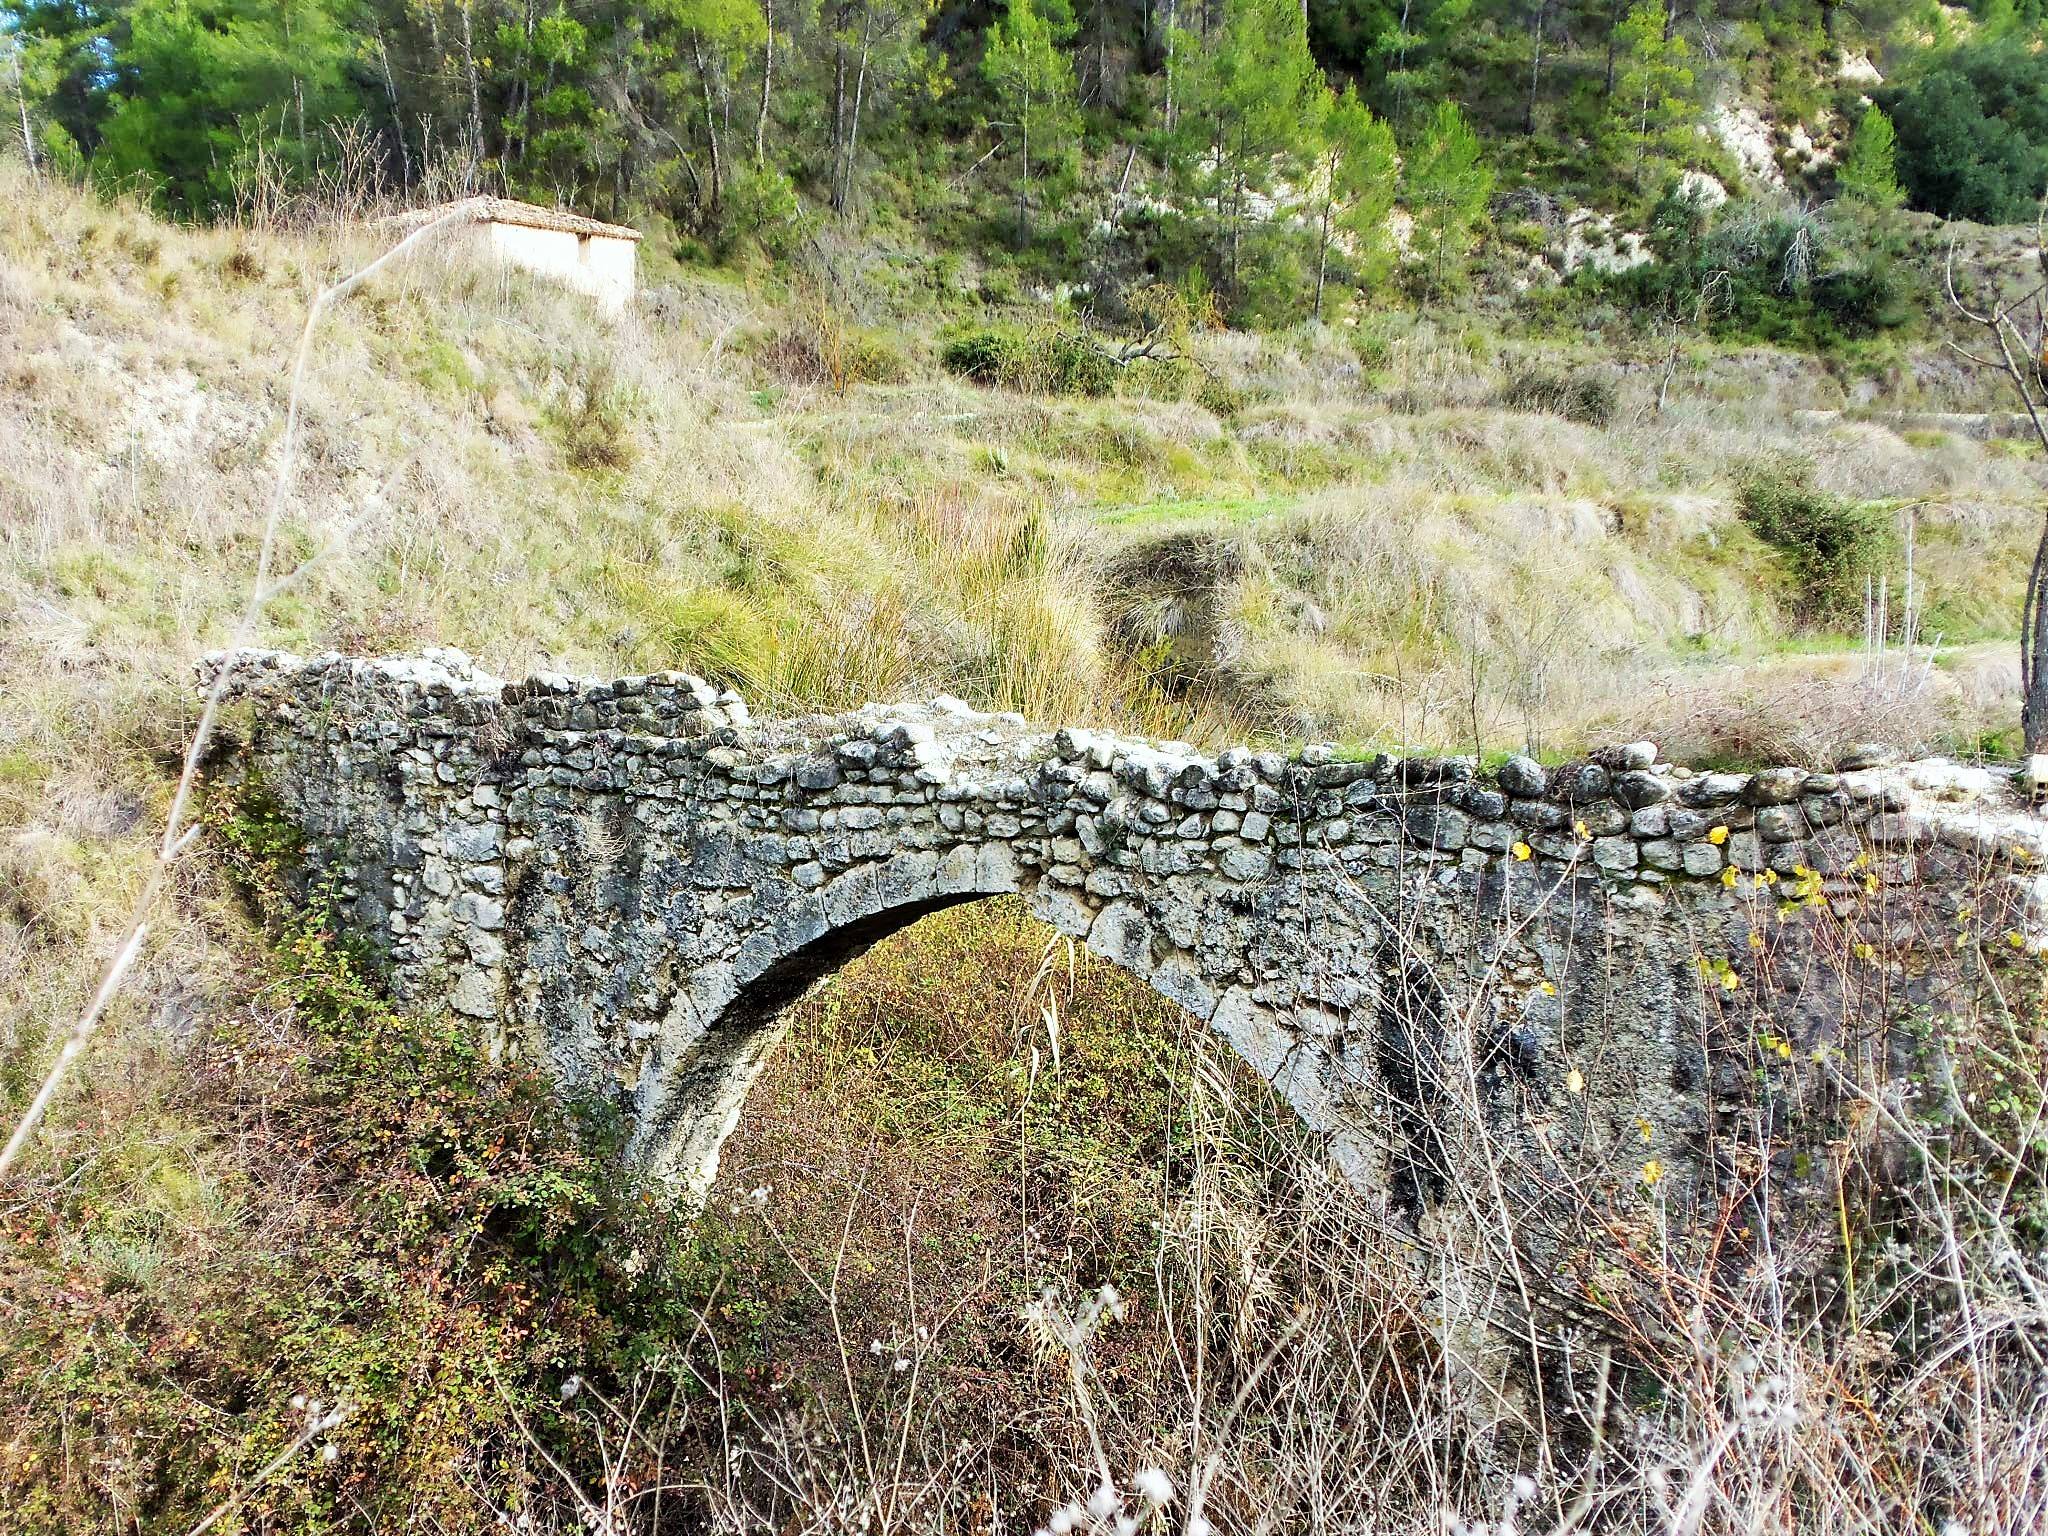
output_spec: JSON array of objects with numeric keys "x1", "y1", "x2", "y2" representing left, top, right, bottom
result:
[
  {"x1": 1708, "y1": 826, "x2": 1729, "y2": 845},
  {"x1": 1513, "y1": 841, "x2": 1532, "y2": 861},
  {"x1": 1641, "y1": 1159, "x2": 1664, "y2": 1186},
  {"x1": 1573, "y1": 819, "x2": 1591, "y2": 840},
  {"x1": 1721, "y1": 865, "x2": 1739, "y2": 888},
  {"x1": 1565, "y1": 1068, "x2": 1585, "y2": 1094}
]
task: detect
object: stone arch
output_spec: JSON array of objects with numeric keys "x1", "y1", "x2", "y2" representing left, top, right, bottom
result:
[
  {"x1": 637, "y1": 847, "x2": 1029, "y2": 1188},
  {"x1": 630, "y1": 839, "x2": 1241, "y2": 1187},
  {"x1": 630, "y1": 826, "x2": 1398, "y2": 1197}
]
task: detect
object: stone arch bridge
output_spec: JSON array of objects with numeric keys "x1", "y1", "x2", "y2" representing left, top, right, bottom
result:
[{"x1": 207, "y1": 649, "x2": 2044, "y2": 1212}]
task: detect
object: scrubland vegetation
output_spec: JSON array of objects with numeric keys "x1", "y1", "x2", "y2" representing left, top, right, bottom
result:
[{"x1": 5, "y1": 0, "x2": 2048, "y2": 1522}]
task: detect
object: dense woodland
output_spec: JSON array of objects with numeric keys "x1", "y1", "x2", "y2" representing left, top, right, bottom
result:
[{"x1": 8, "y1": 0, "x2": 2048, "y2": 331}]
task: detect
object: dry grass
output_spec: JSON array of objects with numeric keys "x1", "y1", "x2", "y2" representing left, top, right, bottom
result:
[
  {"x1": 0, "y1": 162, "x2": 2045, "y2": 1533},
  {"x1": 2, "y1": 162, "x2": 2039, "y2": 799},
  {"x1": 463, "y1": 860, "x2": 2047, "y2": 1536}
]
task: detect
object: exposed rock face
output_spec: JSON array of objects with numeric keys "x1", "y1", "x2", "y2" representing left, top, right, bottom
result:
[{"x1": 204, "y1": 649, "x2": 2046, "y2": 1222}]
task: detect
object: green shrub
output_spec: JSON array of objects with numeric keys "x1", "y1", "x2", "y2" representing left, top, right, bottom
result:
[
  {"x1": 940, "y1": 323, "x2": 1117, "y2": 397},
  {"x1": 1194, "y1": 371, "x2": 1250, "y2": 419},
  {"x1": 719, "y1": 165, "x2": 805, "y2": 257},
  {"x1": 1498, "y1": 369, "x2": 1617, "y2": 426},
  {"x1": 841, "y1": 330, "x2": 909, "y2": 386},
  {"x1": 753, "y1": 306, "x2": 907, "y2": 391},
  {"x1": 552, "y1": 357, "x2": 638, "y2": 472},
  {"x1": 1737, "y1": 460, "x2": 1895, "y2": 624},
  {"x1": 940, "y1": 324, "x2": 1028, "y2": 385},
  {"x1": 1122, "y1": 355, "x2": 1197, "y2": 400},
  {"x1": 0, "y1": 787, "x2": 701, "y2": 1532},
  {"x1": 1036, "y1": 329, "x2": 1118, "y2": 396}
]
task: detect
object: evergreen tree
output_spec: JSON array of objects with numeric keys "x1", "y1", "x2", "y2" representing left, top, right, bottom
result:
[
  {"x1": 1875, "y1": 37, "x2": 2048, "y2": 222},
  {"x1": 983, "y1": 0, "x2": 1080, "y2": 238},
  {"x1": 1836, "y1": 105, "x2": 1903, "y2": 212},
  {"x1": 9, "y1": 1, "x2": 132, "y2": 166},
  {"x1": 647, "y1": 0, "x2": 769, "y2": 218},
  {"x1": 91, "y1": 0, "x2": 364, "y2": 215},
  {"x1": 1405, "y1": 97, "x2": 1492, "y2": 298},
  {"x1": 1611, "y1": 0, "x2": 1697, "y2": 187},
  {"x1": 1369, "y1": 0, "x2": 1471, "y2": 126},
  {"x1": 1170, "y1": 0, "x2": 1321, "y2": 299},
  {"x1": 494, "y1": 4, "x2": 603, "y2": 199},
  {"x1": 1311, "y1": 84, "x2": 1399, "y2": 319},
  {"x1": 824, "y1": 0, "x2": 936, "y2": 215}
]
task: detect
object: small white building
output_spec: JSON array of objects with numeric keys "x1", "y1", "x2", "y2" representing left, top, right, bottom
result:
[{"x1": 393, "y1": 196, "x2": 641, "y2": 313}]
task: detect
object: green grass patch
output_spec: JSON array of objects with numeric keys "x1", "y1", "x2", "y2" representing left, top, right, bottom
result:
[{"x1": 1089, "y1": 493, "x2": 1297, "y2": 532}]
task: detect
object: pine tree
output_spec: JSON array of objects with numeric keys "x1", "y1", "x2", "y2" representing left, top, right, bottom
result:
[
  {"x1": 648, "y1": 0, "x2": 769, "y2": 217},
  {"x1": 983, "y1": 0, "x2": 1080, "y2": 238},
  {"x1": 1370, "y1": 0, "x2": 1471, "y2": 126},
  {"x1": 1837, "y1": 105, "x2": 1904, "y2": 213},
  {"x1": 1406, "y1": 98, "x2": 1492, "y2": 298},
  {"x1": 1171, "y1": 0, "x2": 1322, "y2": 299},
  {"x1": 1611, "y1": 0, "x2": 1697, "y2": 187},
  {"x1": 1311, "y1": 84, "x2": 1399, "y2": 319},
  {"x1": 90, "y1": 0, "x2": 364, "y2": 215}
]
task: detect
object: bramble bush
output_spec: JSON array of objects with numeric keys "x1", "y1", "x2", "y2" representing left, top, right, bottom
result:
[
  {"x1": 940, "y1": 322, "x2": 1119, "y2": 396},
  {"x1": 1497, "y1": 368, "x2": 1617, "y2": 426},
  {"x1": 1737, "y1": 457, "x2": 1895, "y2": 624},
  {"x1": 0, "y1": 786, "x2": 696, "y2": 1532}
]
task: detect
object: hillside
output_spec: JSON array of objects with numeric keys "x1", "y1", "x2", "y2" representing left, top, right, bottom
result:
[
  {"x1": 1, "y1": 162, "x2": 2037, "y2": 771},
  {"x1": 1, "y1": 141, "x2": 2047, "y2": 1533}
]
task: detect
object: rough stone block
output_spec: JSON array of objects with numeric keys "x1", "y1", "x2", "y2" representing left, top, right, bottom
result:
[
  {"x1": 1755, "y1": 805, "x2": 1807, "y2": 843},
  {"x1": 1640, "y1": 838, "x2": 1682, "y2": 871},
  {"x1": 1220, "y1": 846, "x2": 1272, "y2": 882},
  {"x1": 1593, "y1": 836, "x2": 1638, "y2": 871}
]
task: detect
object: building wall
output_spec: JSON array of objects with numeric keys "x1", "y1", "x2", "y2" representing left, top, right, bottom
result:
[{"x1": 483, "y1": 221, "x2": 636, "y2": 312}]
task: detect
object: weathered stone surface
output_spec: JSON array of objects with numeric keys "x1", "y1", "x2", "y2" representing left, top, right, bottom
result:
[
  {"x1": 1593, "y1": 836, "x2": 1638, "y2": 870},
  {"x1": 1615, "y1": 771, "x2": 1672, "y2": 809},
  {"x1": 202, "y1": 647, "x2": 2048, "y2": 1219},
  {"x1": 1837, "y1": 742, "x2": 1897, "y2": 772},
  {"x1": 1756, "y1": 805, "x2": 1807, "y2": 843},
  {"x1": 1552, "y1": 763, "x2": 1610, "y2": 802},
  {"x1": 1746, "y1": 766, "x2": 1807, "y2": 806},
  {"x1": 1498, "y1": 755, "x2": 1548, "y2": 797}
]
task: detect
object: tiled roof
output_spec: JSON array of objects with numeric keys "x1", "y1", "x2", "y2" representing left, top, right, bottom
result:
[{"x1": 385, "y1": 196, "x2": 643, "y2": 242}]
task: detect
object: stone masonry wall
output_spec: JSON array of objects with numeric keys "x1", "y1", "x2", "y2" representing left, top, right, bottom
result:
[{"x1": 205, "y1": 647, "x2": 2048, "y2": 1224}]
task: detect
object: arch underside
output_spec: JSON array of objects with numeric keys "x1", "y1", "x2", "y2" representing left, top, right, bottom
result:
[
  {"x1": 640, "y1": 889, "x2": 1000, "y2": 1189},
  {"x1": 631, "y1": 863, "x2": 1405, "y2": 1199}
]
